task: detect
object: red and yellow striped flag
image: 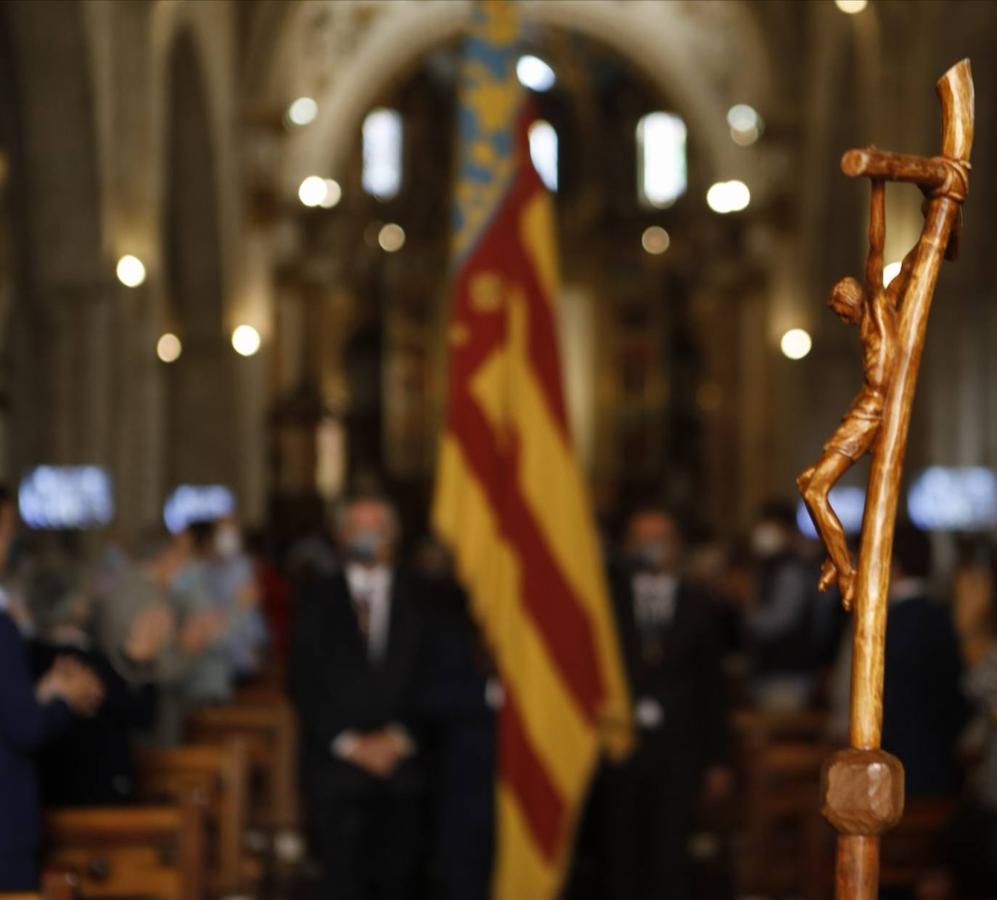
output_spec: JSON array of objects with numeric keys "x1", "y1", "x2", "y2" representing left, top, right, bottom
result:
[{"x1": 432, "y1": 2, "x2": 633, "y2": 896}]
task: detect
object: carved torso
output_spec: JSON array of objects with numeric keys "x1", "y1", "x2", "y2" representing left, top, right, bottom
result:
[{"x1": 860, "y1": 289, "x2": 897, "y2": 392}]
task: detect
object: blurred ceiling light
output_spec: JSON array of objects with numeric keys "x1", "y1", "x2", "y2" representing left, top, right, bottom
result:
[
  {"x1": 378, "y1": 223, "x2": 406, "y2": 253},
  {"x1": 731, "y1": 126, "x2": 760, "y2": 147},
  {"x1": 286, "y1": 96, "x2": 318, "y2": 127},
  {"x1": 908, "y1": 466, "x2": 997, "y2": 531},
  {"x1": 19, "y1": 466, "x2": 114, "y2": 531},
  {"x1": 641, "y1": 225, "x2": 671, "y2": 255},
  {"x1": 320, "y1": 178, "x2": 342, "y2": 209},
  {"x1": 780, "y1": 328, "x2": 812, "y2": 360},
  {"x1": 298, "y1": 175, "x2": 329, "y2": 207},
  {"x1": 727, "y1": 103, "x2": 764, "y2": 146},
  {"x1": 835, "y1": 0, "x2": 868, "y2": 13},
  {"x1": 528, "y1": 119, "x2": 558, "y2": 192},
  {"x1": 637, "y1": 112, "x2": 688, "y2": 208},
  {"x1": 116, "y1": 254, "x2": 146, "y2": 287},
  {"x1": 163, "y1": 484, "x2": 236, "y2": 535},
  {"x1": 516, "y1": 55, "x2": 556, "y2": 92},
  {"x1": 706, "y1": 180, "x2": 751, "y2": 214},
  {"x1": 231, "y1": 325, "x2": 261, "y2": 357},
  {"x1": 883, "y1": 260, "x2": 902, "y2": 286},
  {"x1": 156, "y1": 333, "x2": 182, "y2": 363}
]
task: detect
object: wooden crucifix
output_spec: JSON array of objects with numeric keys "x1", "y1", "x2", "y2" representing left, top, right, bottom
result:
[{"x1": 796, "y1": 59, "x2": 973, "y2": 899}]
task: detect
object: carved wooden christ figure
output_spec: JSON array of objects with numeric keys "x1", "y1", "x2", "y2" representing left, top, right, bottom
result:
[
  {"x1": 797, "y1": 181, "x2": 913, "y2": 610},
  {"x1": 799, "y1": 60, "x2": 972, "y2": 900}
]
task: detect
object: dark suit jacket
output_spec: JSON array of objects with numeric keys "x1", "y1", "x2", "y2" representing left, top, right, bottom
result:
[
  {"x1": 289, "y1": 568, "x2": 426, "y2": 794},
  {"x1": 31, "y1": 641, "x2": 157, "y2": 807},
  {"x1": 882, "y1": 594, "x2": 969, "y2": 797},
  {"x1": 416, "y1": 576, "x2": 495, "y2": 899},
  {"x1": 609, "y1": 569, "x2": 727, "y2": 777},
  {"x1": 0, "y1": 613, "x2": 71, "y2": 853}
]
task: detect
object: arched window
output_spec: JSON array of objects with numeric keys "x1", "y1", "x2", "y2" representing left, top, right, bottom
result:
[
  {"x1": 362, "y1": 107, "x2": 403, "y2": 200},
  {"x1": 529, "y1": 119, "x2": 557, "y2": 192},
  {"x1": 636, "y1": 111, "x2": 686, "y2": 208}
]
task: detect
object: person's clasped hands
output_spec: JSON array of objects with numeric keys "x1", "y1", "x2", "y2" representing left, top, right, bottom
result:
[
  {"x1": 178, "y1": 610, "x2": 226, "y2": 655},
  {"x1": 342, "y1": 727, "x2": 414, "y2": 779},
  {"x1": 35, "y1": 655, "x2": 104, "y2": 717}
]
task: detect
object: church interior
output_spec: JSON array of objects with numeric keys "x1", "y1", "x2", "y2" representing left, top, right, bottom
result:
[{"x1": 1, "y1": 1, "x2": 997, "y2": 898}]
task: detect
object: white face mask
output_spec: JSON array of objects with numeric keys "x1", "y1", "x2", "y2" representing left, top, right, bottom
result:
[
  {"x1": 214, "y1": 526, "x2": 242, "y2": 559},
  {"x1": 751, "y1": 522, "x2": 788, "y2": 559},
  {"x1": 631, "y1": 540, "x2": 676, "y2": 573},
  {"x1": 345, "y1": 530, "x2": 384, "y2": 566}
]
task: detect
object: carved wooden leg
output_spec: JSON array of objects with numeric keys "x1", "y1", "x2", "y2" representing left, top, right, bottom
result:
[{"x1": 799, "y1": 452, "x2": 855, "y2": 601}]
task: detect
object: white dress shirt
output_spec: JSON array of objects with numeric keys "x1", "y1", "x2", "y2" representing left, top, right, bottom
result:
[
  {"x1": 632, "y1": 571, "x2": 678, "y2": 630},
  {"x1": 345, "y1": 563, "x2": 393, "y2": 663},
  {"x1": 631, "y1": 571, "x2": 678, "y2": 730}
]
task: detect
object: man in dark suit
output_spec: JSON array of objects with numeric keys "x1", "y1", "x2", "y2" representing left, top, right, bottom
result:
[
  {"x1": 413, "y1": 545, "x2": 495, "y2": 900},
  {"x1": 289, "y1": 497, "x2": 426, "y2": 900},
  {"x1": 882, "y1": 523, "x2": 968, "y2": 798},
  {"x1": 829, "y1": 522, "x2": 969, "y2": 798},
  {"x1": 604, "y1": 507, "x2": 730, "y2": 900}
]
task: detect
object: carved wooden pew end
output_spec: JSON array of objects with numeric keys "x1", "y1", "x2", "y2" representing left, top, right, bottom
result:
[
  {"x1": 43, "y1": 796, "x2": 206, "y2": 900},
  {"x1": 184, "y1": 701, "x2": 300, "y2": 839},
  {"x1": 0, "y1": 869, "x2": 78, "y2": 900},
  {"x1": 136, "y1": 738, "x2": 255, "y2": 895}
]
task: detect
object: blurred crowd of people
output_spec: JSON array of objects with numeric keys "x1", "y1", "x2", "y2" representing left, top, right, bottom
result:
[
  {"x1": 0, "y1": 486, "x2": 271, "y2": 890},
  {"x1": 2, "y1": 484, "x2": 997, "y2": 899}
]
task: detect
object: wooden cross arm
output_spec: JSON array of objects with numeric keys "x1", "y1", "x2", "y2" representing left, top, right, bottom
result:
[
  {"x1": 840, "y1": 60, "x2": 973, "y2": 200},
  {"x1": 840, "y1": 148, "x2": 962, "y2": 194},
  {"x1": 842, "y1": 146, "x2": 968, "y2": 259}
]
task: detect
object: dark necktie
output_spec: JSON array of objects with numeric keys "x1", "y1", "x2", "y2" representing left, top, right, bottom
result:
[
  {"x1": 636, "y1": 581, "x2": 670, "y2": 664},
  {"x1": 354, "y1": 591, "x2": 371, "y2": 644}
]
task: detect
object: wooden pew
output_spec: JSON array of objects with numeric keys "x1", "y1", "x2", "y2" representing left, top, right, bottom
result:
[
  {"x1": 881, "y1": 797, "x2": 959, "y2": 897},
  {"x1": 136, "y1": 739, "x2": 253, "y2": 895},
  {"x1": 804, "y1": 796, "x2": 960, "y2": 900},
  {"x1": 0, "y1": 868, "x2": 78, "y2": 900},
  {"x1": 232, "y1": 661, "x2": 285, "y2": 702},
  {"x1": 185, "y1": 700, "x2": 299, "y2": 836},
  {"x1": 733, "y1": 707, "x2": 828, "y2": 747},
  {"x1": 43, "y1": 795, "x2": 206, "y2": 900},
  {"x1": 733, "y1": 709, "x2": 831, "y2": 896}
]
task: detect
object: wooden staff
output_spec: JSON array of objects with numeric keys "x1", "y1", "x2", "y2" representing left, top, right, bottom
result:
[{"x1": 801, "y1": 60, "x2": 973, "y2": 899}]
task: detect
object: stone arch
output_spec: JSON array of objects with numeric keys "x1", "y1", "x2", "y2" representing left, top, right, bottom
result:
[
  {"x1": 161, "y1": 27, "x2": 238, "y2": 489},
  {"x1": 277, "y1": 0, "x2": 775, "y2": 198}
]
